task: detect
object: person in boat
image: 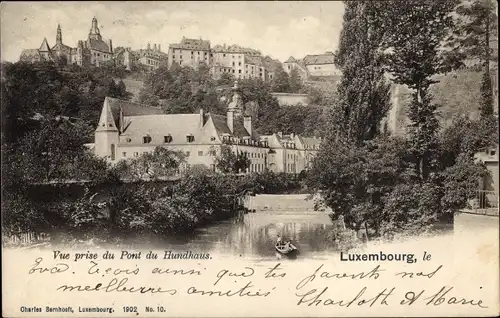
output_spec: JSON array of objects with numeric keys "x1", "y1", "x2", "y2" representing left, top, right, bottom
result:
[
  {"x1": 276, "y1": 235, "x2": 291, "y2": 249},
  {"x1": 276, "y1": 234, "x2": 282, "y2": 245}
]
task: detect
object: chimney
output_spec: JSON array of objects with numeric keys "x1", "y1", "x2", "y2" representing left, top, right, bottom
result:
[
  {"x1": 244, "y1": 116, "x2": 252, "y2": 137},
  {"x1": 108, "y1": 39, "x2": 113, "y2": 53},
  {"x1": 147, "y1": 43, "x2": 151, "y2": 50},
  {"x1": 199, "y1": 108, "x2": 204, "y2": 127},
  {"x1": 227, "y1": 110, "x2": 234, "y2": 133},
  {"x1": 290, "y1": 133, "x2": 295, "y2": 139},
  {"x1": 154, "y1": 44, "x2": 157, "y2": 51},
  {"x1": 158, "y1": 44, "x2": 161, "y2": 52}
]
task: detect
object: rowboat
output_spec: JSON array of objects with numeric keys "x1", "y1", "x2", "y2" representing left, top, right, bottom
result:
[{"x1": 275, "y1": 241, "x2": 298, "y2": 254}]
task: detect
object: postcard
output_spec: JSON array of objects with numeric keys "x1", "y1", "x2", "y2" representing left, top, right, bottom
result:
[{"x1": 1, "y1": 1, "x2": 499, "y2": 317}]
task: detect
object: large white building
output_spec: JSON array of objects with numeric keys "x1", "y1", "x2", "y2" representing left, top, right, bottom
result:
[{"x1": 90, "y1": 82, "x2": 320, "y2": 174}]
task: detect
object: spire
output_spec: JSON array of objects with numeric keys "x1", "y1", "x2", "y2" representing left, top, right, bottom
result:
[
  {"x1": 89, "y1": 16, "x2": 101, "y2": 40},
  {"x1": 96, "y1": 97, "x2": 118, "y2": 132},
  {"x1": 39, "y1": 38, "x2": 51, "y2": 52},
  {"x1": 56, "y1": 24, "x2": 62, "y2": 44}
]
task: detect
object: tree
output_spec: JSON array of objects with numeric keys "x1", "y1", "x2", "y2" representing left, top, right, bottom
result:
[
  {"x1": 213, "y1": 144, "x2": 250, "y2": 173},
  {"x1": 217, "y1": 72, "x2": 235, "y2": 86},
  {"x1": 382, "y1": 0, "x2": 463, "y2": 180},
  {"x1": 237, "y1": 78, "x2": 281, "y2": 134},
  {"x1": 329, "y1": 1, "x2": 392, "y2": 144},
  {"x1": 270, "y1": 65, "x2": 290, "y2": 93},
  {"x1": 455, "y1": 0, "x2": 498, "y2": 117},
  {"x1": 112, "y1": 146, "x2": 186, "y2": 180},
  {"x1": 288, "y1": 68, "x2": 303, "y2": 93}
]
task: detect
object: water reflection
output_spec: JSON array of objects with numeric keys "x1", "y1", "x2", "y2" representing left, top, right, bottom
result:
[{"x1": 143, "y1": 209, "x2": 337, "y2": 260}]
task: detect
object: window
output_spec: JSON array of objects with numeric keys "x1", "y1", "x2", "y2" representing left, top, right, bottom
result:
[
  {"x1": 198, "y1": 151, "x2": 203, "y2": 156},
  {"x1": 239, "y1": 62, "x2": 241, "y2": 66},
  {"x1": 186, "y1": 135, "x2": 195, "y2": 143},
  {"x1": 143, "y1": 135, "x2": 152, "y2": 143},
  {"x1": 239, "y1": 70, "x2": 242, "y2": 74},
  {"x1": 134, "y1": 152, "x2": 139, "y2": 157},
  {"x1": 164, "y1": 135, "x2": 172, "y2": 143},
  {"x1": 491, "y1": 150, "x2": 496, "y2": 156},
  {"x1": 210, "y1": 136, "x2": 216, "y2": 141},
  {"x1": 232, "y1": 62, "x2": 235, "y2": 66},
  {"x1": 223, "y1": 54, "x2": 226, "y2": 57},
  {"x1": 186, "y1": 151, "x2": 191, "y2": 156}
]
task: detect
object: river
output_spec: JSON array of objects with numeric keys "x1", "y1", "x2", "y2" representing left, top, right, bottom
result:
[{"x1": 123, "y1": 194, "x2": 338, "y2": 260}]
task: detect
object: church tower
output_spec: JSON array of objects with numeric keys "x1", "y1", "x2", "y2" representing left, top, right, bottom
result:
[
  {"x1": 89, "y1": 17, "x2": 102, "y2": 41},
  {"x1": 56, "y1": 24, "x2": 62, "y2": 44},
  {"x1": 95, "y1": 97, "x2": 119, "y2": 162}
]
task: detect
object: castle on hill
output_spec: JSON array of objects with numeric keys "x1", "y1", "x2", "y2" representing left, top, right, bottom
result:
[
  {"x1": 89, "y1": 81, "x2": 321, "y2": 174},
  {"x1": 20, "y1": 17, "x2": 113, "y2": 67}
]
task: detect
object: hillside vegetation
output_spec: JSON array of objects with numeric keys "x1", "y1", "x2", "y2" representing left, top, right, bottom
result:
[{"x1": 394, "y1": 68, "x2": 496, "y2": 134}]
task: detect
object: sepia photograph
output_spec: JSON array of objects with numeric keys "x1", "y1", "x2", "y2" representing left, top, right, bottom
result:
[{"x1": 1, "y1": 1, "x2": 499, "y2": 317}]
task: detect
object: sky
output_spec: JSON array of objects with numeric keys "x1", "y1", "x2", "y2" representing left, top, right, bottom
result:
[{"x1": 0, "y1": 1, "x2": 345, "y2": 63}]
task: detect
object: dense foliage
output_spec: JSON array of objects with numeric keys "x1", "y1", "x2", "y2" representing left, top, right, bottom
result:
[{"x1": 308, "y1": 0, "x2": 498, "y2": 240}]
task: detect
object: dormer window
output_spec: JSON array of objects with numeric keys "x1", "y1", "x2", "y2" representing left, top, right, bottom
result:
[
  {"x1": 143, "y1": 135, "x2": 152, "y2": 144},
  {"x1": 186, "y1": 134, "x2": 194, "y2": 143},
  {"x1": 164, "y1": 135, "x2": 172, "y2": 143},
  {"x1": 210, "y1": 136, "x2": 216, "y2": 141}
]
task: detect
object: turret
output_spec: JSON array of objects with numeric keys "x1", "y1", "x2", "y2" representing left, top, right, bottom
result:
[
  {"x1": 88, "y1": 17, "x2": 102, "y2": 41},
  {"x1": 227, "y1": 80, "x2": 243, "y2": 134},
  {"x1": 95, "y1": 97, "x2": 119, "y2": 162}
]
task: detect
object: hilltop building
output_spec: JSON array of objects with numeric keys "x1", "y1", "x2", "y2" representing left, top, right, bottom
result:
[
  {"x1": 134, "y1": 43, "x2": 168, "y2": 70},
  {"x1": 113, "y1": 47, "x2": 135, "y2": 70},
  {"x1": 167, "y1": 37, "x2": 211, "y2": 69},
  {"x1": 90, "y1": 81, "x2": 320, "y2": 173},
  {"x1": 165, "y1": 39, "x2": 280, "y2": 82},
  {"x1": 19, "y1": 17, "x2": 113, "y2": 67},
  {"x1": 283, "y1": 52, "x2": 340, "y2": 80}
]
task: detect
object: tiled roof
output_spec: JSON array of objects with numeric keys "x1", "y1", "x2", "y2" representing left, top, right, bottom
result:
[
  {"x1": 303, "y1": 53, "x2": 335, "y2": 65},
  {"x1": 245, "y1": 55, "x2": 263, "y2": 66},
  {"x1": 120, "y1": 114, "x2": 202, "y2": 146},
  {"x1": 210, "y1": 114, "x2": 251, "y2": 138},
  {"x1": 212, "y1": 44, "x2": 260, "y2": 54},
  {"x1": 39, "y1": 38, "x2": 51, "y2": 52},
  {"x1": 20, "y1": 49, "x2": 41, "y2": 59},
  {"x1": 300, "y1": 136, "x2": 322, "y2": 147},
  {"x1": 106, "y1": 97, "x2": 164, "y2": 130},
  {"x1": 170, "y1": 37, "x2": 210, "y2": 51},
  {"x1": 211, "y1": 114, "x2": 232, "y2": 135},
  {"x1": 107, "y1": 97, "x2": 164, "y2": 117},
  {"x1": 262, "y1": 57, "x2": 282, "y2": 72},
  {"x1": 88, "y1": 39, "x2": 112, "y2": 53},
  {"x1": 52, "y1": 42, "x2": 72, "y2": 54},
  {"x1": 285, "y1": 56, "x2": 296, "y2": 63}
]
